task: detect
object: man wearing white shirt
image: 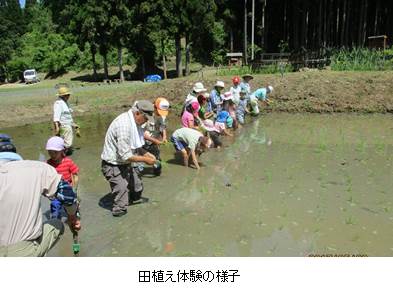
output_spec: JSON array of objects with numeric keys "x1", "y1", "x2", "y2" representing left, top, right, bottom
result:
[
  {"x1": 101, "y1": 100, "x2": 157, "y2": 217},
  {"x1": 53, "y1": 86, "x2": 79, "y2": 151}
]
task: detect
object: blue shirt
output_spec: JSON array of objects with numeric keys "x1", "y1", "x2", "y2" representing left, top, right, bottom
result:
[
  {"x1": 236, "y1": 99, "x2": 248, "y2": 115},
  {"x1": 216, "y1": 110, "x2": 230, "y2": 123},
  {"x1": 209, "y1": 89, "x2": 222, "y2": 113},
  {"x1": 240, "y1": 82, "x2": 251, "y2": 96},
  {"x1": 0, "y1": 152, "x2": 23, "y2": 161},
  {"x1": 250, "y1": 88, "x2": 268, "y2": 101}
]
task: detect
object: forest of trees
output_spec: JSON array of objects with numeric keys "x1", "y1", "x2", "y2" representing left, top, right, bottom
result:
[{"x1": 1, "y1": 0, "x2": 392, "y2": 82}]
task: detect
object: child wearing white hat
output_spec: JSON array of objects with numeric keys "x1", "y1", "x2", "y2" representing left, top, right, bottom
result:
[{"x1": 249, "y1": 85, "x2": 274, "y2": 115}]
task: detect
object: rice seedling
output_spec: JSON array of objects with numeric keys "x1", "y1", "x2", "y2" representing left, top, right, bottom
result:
[{"x1": 345, "y1": 216, "x2": 356, "y2": 225}]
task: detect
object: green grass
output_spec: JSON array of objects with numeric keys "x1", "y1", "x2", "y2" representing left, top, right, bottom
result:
[{"x1": 331, "y1": 48, "x2": 393, "y2": 71}]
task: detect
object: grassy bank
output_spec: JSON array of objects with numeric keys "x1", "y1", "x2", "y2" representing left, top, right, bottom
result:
[{"x1": 1, "y1": 69, "x2": 393, "y2": 128}]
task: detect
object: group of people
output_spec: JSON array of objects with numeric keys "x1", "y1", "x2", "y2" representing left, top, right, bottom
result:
[
  {"x1": 0, "y1": 74, "x2": 274, "y2": 256},
  {"x1": 172, "y1": 74, "x2": 273, "y2": 170}
]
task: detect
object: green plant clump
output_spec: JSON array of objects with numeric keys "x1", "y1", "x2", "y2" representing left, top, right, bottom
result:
[{"x1": 330, "y1": 48, "x2": 393, "y2": 71}]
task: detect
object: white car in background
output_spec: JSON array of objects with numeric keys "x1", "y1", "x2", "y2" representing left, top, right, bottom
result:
[{"x1": 23, "y1": 69, "x2": 40, "y2": 84}]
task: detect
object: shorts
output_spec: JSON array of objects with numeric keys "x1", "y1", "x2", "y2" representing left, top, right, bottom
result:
[{"x1": 170, "y1": 136, "x2": 188, "y2": 151}]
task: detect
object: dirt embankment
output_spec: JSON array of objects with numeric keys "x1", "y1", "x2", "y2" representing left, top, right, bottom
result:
[{"x1": 1, "y1": 70, "x2": 393, "y2": 128}]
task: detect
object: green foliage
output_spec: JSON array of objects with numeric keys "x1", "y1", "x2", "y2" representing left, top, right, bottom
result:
[
  {"x1": 0, "y1": 0, "x2": 26, "y2": 81},
  {"x1": 330, "y1": 48, "x2": 393, "y2": 71},
  {"x1": 210, "y1": 21, "x2": 227, "y2": 65},
  {"x1": 5, "y1": 5, "x2": 86, "y2": 81}
]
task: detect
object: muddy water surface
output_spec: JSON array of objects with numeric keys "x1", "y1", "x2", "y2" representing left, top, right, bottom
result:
[{"x1": 3, "y1": 113, "x2": 393, "y2": 256}]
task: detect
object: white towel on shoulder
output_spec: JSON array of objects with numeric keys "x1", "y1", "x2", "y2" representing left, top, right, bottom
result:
[{"x1": 127, "y1": 110, "x2": 145, "y2": 150}]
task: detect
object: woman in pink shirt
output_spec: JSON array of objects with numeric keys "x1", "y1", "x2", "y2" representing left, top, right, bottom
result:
[{"x1": 181, "y1": 102, "x2": 200, "y2": 129}]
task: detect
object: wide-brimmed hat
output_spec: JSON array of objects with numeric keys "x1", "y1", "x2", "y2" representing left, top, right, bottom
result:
[
  {"x1": 202, "y1": 119, "x2": 219, "y2": 132},
  {"x1": 155, "y1": 97, "x2": 170, "y2": 117},
  {"x1": 193, "y1": 82, "x2": 207, "y2": 93},
  {"x1": 242, "y1": 74, "x2": 254, "y2": 80},
  {"x1": 57, "y1": 86, "x2": 71, "y2": 97},
  {"x1": 222, "y1": 91, "x2": 233, "y2": 101},
  {"x1": 215, "y1": 81, "x2": 225, "y2": 88},
  {"x1": 136, "y1": 100, "x2": 155, "y2": 124}
]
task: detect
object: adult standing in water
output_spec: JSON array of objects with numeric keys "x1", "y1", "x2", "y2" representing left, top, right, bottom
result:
[
  {"x1": 101, "y1": 100, "x2": 157, "y2": 217},
  {"x1": 0, "y1": 134, "x2": 71, "y2": 256},
  {"x1": 53, "y1": 86, "x2": 79, "y2": 154}
]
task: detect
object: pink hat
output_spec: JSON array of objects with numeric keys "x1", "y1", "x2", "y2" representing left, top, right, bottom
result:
[
  {"x1": 222, "y1": 91, "x2": 233, "y2": 101},
  {"x1": 46, "y1": 136, "x2": 65, "y2": 151},
  {"x1": 202, "y1": 119, "x2": 218, "y2": 132},
  {"x1": 191, "y1": 101, "x2": 200, "y2": 112}
]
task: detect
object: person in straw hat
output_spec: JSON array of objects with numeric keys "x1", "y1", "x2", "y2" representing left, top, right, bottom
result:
[{"x1": 53, "y1": 85, "x2": 80, "y2": 153}]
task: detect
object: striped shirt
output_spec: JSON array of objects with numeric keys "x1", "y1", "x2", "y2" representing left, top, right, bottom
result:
[{"x1": 47, "y1": 157, "x2": 79, "y2": 184}]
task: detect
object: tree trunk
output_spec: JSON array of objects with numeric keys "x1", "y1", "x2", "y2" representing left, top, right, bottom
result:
[
  {"x1": 318, "y1": 1, "x2": 323, "y2": 46},
  {"x1": 340, "y1": 0, "x2": 347, "y2": 47},
  {"x1": 362, "y1": 0, "x2": 368, "y2": 45},
  {"x1": 185, "y1": 33, "x2": 190, "y2": 76},
  {"x1": 230, "y1": 28, "x2": 234, "y2": 52},
  {"x1": 175, "y1": 35, "x2": 182, "y2": 77},
  {"x1": 358, "y1": 0, "x2": 365, "y2": 46},
  {"x1": 141, "y1": 54, "x2": 146, "y2": 80},
  {"x1": 374, "y1": 0, "x2": 379, "y2": 35},
  {"x1": 251, "y1": 0, "x2": 255, "y2": 60},
  {"x1": 261, "y1": 0, "x2": 266, "y2": 52},
  {"x1": 293, "y1": 0, "x2": 299, "y2": 49},
  {"x1": 90, "y1": 44, "x2": 97, "y2": 81},
  {"x1": 103, "y1": 52, "x2": 109, "y2": 80},
  {"x1": 345, "y1": 0, "x2": 351, "y2": 47},
  {"x1": 244, "y1": 0, "x2": 248, "y2": 65},
  {"x1": 161, "y1": 38, "x2": 167, "y2": 79},
  {"x1": 118, "y1": 46, "x2": 124, "y2": 82}
]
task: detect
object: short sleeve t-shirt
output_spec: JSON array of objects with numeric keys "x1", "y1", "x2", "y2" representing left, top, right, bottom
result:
[
  {"x1": 47, "y1": 157, "x2": 79, "y2": 185},
  {"x1": 181, "y1": 111, "x2": 195, "y2": 128},
  {"x1": 53, "y1": 98, "x2": 73, "y2": 126},
  {"x1": 0, "y1": 160, "x2": 61, "y2": 246},
  {"x1": 172, "y1": 128, "x2": 203, "y2": 150},
  {"x1": 230, "y1": 85, "x2": 241, "y2": 105}
]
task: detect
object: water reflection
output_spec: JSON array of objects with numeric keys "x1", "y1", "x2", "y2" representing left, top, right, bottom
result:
[{"x1": 2, "y1": 113, "x2": 393, "y2": 256}]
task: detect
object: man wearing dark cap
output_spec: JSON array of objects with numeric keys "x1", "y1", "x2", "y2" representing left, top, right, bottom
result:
[{"x1": 101, "y1": 100, "x2": 157, "y2": 217}]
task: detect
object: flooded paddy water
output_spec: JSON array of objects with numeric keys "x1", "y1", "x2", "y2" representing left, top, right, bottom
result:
[{"x1": 3, "y1": 113, "x2": 393, "y2": 256}]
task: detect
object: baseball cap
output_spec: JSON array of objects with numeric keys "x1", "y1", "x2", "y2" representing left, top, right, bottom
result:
[
  {"x1": 46, "y1": 136, "x2": 65, "y2": 151},
  {"x1": 155, "y1": 97, "x2": 170, "y2": 117},
  {"x1": 0, "y1": 133, "x2": 17, "y2": 153},
  {"x1": 136, "y1": 100, "x2": 155, "y2": 124}
]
